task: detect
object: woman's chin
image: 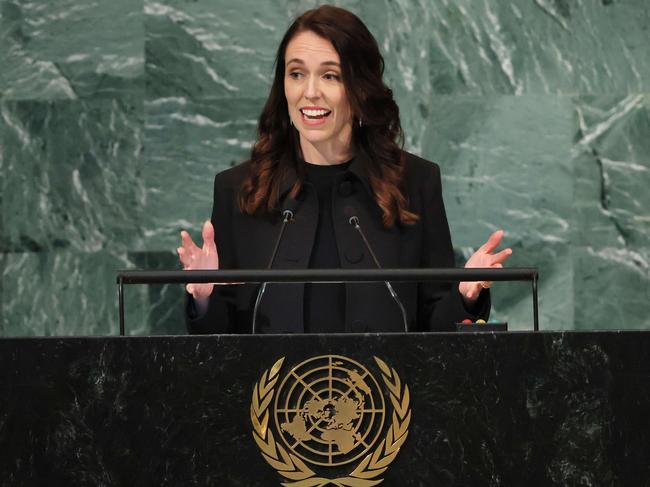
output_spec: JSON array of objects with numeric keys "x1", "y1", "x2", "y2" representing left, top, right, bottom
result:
[{"x1": 298, "y1": 131, "x2": 332, "y2": 145}]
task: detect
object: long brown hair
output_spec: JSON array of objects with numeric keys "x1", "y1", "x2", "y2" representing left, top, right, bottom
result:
[{"x1": 239, "y1": 5, "x2": 418, "y2": 227}]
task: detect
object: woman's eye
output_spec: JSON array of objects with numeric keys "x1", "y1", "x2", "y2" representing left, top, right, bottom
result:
[
  {"x1": 288, "y1": 71, "x2": 303, "y2": 79},
  {"x1": 324, "y1": 73, "x2": 340, "y2": 81}
]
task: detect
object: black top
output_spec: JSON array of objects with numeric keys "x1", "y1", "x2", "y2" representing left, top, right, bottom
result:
[{"x1": 303, "y1": 160, "x2": 351, "y2": 333}]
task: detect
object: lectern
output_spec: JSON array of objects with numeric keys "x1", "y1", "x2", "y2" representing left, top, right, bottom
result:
[{"x1": 2, "y1": 332, "x2": 649, "y2": 485}]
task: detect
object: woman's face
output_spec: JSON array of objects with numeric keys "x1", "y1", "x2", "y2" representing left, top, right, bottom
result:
[{"x1": 284, "y1": 30, "x2": 353, "y2": 155}]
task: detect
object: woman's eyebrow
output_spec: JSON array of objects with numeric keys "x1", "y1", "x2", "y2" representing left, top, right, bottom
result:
[{"x1": 286, "y1": 58, "x2": 341, "y2": 67}]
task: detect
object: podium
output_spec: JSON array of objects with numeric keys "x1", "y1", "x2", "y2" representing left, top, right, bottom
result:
[{"x1": 1, "y1": 331, "x2": 648, "y2": 486}]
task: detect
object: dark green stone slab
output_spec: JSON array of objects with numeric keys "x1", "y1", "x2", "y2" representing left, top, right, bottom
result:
[
  {"x1": 0, "y1": 250, "x2": 187, "y2": 337},
  {"x1": 144, "y1": 0, "x2": 283, "y2": 101},
  {"x1": 368, "y1": 0, "x2": 650, "y2": 95},
  {"x1": 1, "y1": 251, "x2": 129, "y2": 336},
  {"x1": 141, "y1": 96, "x2": 262, "y2": 250},
  {"x1": 0, "y1": 0, "x2": 143, "y2": 100},
  {"x1": 573, "y1": 95, "x2": 650, "y2": 248},
  {"x1": 572, "y1": 95, "x2": 650, "y2": 330},
  {"x1": 0, "y1": 99, "x2": 144, "y2": 253}
]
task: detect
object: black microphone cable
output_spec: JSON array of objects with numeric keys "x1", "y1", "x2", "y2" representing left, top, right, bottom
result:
[
  {"x1": 346, "y1": 208, "x2": 409, "y2": 332},
  {"x1": 251, "y1": 198, "x2": 297, "y2": 334}
]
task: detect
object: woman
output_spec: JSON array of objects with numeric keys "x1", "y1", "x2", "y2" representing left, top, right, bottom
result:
[{"x1": 177, "y1": 5, "x2": 511, "y2": 334}]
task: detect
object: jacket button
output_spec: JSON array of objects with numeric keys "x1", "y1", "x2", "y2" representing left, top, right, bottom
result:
[
  {"x1": 344, "y1": 248, "x2": 364, "y2": 264},
  {"x1": 338, "y1": 181, "x2": 353, "y2": 197}
]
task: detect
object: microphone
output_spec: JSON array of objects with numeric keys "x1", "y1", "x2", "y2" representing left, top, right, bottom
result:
[
  {"x1": 345, "y1": 207, "x2": 409, "y2": 332},
  {"x1": 251, "y1": 196, "x2": 298, "y2": 333}
]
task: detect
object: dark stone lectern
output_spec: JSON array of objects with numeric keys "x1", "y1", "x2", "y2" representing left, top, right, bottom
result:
[{"x1": 1, "y1": 331, "x2": 648, "y2": 486}]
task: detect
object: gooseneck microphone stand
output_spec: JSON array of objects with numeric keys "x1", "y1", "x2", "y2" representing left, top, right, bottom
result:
[
  {"x1": 251, "y1": 208, "x2": 295, "y2": 334},
  {"x1": 347, "y1": 215, "x2": 409, "y2": 333}
]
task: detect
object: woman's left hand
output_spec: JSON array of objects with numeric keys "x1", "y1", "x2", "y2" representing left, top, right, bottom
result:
[{"x1": 459, "y1": 229, "x2": 512, "y2": 304}]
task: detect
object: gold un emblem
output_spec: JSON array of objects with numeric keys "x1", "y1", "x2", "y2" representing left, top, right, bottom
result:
[{"x1": 251, "y1": 355, "x2": 411, "y2": 486}]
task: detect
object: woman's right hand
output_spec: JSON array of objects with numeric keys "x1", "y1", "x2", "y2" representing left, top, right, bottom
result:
[{"x1": 177, "y1": 220, "x2": 219, "y2": 299}]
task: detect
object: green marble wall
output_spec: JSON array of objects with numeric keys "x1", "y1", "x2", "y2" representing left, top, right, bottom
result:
[{"x1": 1, "y1": 0, "x2": 648, "y2": 336}]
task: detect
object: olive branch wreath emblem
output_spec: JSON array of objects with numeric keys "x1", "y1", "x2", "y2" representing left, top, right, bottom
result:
[{"x1": 250, "y1": 356, "x2": 411, "y2": 487}]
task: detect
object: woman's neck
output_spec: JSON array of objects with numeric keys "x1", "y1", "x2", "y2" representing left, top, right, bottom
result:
[{"x1": 299, "y1": 136, "x2": 353, "y2": 166}]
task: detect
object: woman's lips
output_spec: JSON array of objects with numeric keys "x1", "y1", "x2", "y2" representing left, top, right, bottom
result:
[{"x1": 300, "y1": 108, "x2": 331, "y2": 126}]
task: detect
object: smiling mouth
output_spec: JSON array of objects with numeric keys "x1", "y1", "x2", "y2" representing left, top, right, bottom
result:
[{"x1": 300, "y1": 108, "x2": 332, "y2": 120}]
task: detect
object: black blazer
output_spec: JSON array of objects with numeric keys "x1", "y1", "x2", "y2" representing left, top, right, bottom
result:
[{"x1": 187, "y1": 151, "x2": 489, "y2": 334}]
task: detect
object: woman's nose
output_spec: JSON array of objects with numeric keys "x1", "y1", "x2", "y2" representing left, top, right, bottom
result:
[{"x1": 304, "y1": 75, "x2": 321, "y2": 99}]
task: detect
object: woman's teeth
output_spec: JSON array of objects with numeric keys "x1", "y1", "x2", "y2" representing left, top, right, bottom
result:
[{"x1": 301, "y1": 109, "x2": 331, "y2": 119}]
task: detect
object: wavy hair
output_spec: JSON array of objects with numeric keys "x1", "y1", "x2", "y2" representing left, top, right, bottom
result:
[{"x1": 238, "y1": 5, "x2": 418, "y2": 227}]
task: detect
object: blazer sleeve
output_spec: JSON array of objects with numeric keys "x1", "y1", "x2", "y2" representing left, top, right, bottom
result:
[
  {"x1": 185, "y1": 172, "x2": 238, "y2": 334},
  {"x1": 416, "y1": 163, "x2": 490, "y2": 331}
]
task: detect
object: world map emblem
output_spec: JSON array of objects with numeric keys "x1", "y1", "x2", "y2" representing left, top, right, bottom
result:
[{"x1": 250, "y1": 355, "x2": 411, "y2": 486}]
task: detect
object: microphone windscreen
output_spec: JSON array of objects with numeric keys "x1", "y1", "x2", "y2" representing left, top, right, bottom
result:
[{"x1": 343, "y1": 205, "x2": 360, "y2": 226}]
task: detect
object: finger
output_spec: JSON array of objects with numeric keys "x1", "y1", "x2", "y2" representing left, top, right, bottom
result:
[
  {"x1": 465, "y1": 286, "x2": 480, "y2": 301},
  {"x1": 202, "y1": 220, "x2": 215, "y2": 246},
  {"x1": 490, "y1": 248, "x2": 512, "y2": 265},
  {"x1": 202, "y1": 221, "x2": 218, "y2": 257},
  {"x1": 187, "y1": 283, "x2": 208, "y2": 297},
  {"x1": 480, "y1": 229, "x2": 504, "y2": 254},
  {"x1": 177, "y1": 247, "x2": 191, "y2": 268},
  {"x1": 181, "y1": 230, "x2": 201, "y2": 253},
  {"x1": 459, "y1": 281, "x2": 481, "y2": 300},
  {"x1": 177, "y1": 247, "x2": 194, "y2": 268}
]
